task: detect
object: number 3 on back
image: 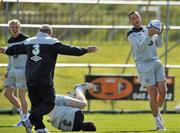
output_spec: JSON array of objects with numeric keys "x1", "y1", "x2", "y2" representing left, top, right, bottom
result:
[{"x1": 32, "y1": 44, "x2": 40, "y2": 55}]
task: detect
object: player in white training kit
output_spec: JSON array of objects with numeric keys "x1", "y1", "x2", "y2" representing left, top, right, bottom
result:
[
  {"x1": 3, "y1": 19, "x2": 29, "y2": 126},
  {"x1": 49, "y1": 83, "x2": 96, "y2": 132},
  {"x1": 127, "y1": 11, "x2": 167, "y2": 131}
]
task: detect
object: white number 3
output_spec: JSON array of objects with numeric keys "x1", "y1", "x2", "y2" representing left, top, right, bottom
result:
[{"x1": 32, "y1": 44, "x2": 40, "y2": 55}]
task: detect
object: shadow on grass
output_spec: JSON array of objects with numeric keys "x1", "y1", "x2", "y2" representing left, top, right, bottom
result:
[
  {"x1": 0, "y1": 125, "x2": 19, "y2": 128},
  {"x1": 101, "y1": 130, "x2": 155, "y2": 133},
  {"x1": 101, "y1": 129, "x2": 180, "y2": 133}
]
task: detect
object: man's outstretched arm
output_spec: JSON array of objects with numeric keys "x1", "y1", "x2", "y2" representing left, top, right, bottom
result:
[{"x1": 0, "y1": 44, "x2": 27, "y2": 55}]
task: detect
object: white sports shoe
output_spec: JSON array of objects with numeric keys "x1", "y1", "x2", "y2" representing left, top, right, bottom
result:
[
  {"x1": 15, "y1": 119, "x2": 23, "y2": 127},
  {"x1": 75, "y1": 82, "x2": 94, "y2": 91},
  {"x1": 156, "y1": 127, "x2": 166, "y2": 131},
  {"x1": 156, "y1": 118, "x2": 166, "y2": 131},
  {"x1": 22, "y1": 119, "x2": 33, "y2": 133},
  {"x1": 174, "y1": 105, "x2": 180, "y2": 112},
  {"x1": 36, "y1": 128, "x2": 49, "y2": 133},
  {"x1": 67, "y1": 83, "x2": 94, "y2": 97},
  {"x1": 15, "y1": 113, "x2": 30, "y2": 127}
]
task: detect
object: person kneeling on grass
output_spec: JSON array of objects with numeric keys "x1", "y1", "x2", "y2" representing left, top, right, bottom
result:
[{"x1": 48, "y1": 82, "x2": 96, "y2": 132}]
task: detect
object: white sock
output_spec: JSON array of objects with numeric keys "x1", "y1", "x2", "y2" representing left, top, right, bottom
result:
[
  {"x1": 22, "y1": 114, "x2": 29, "y2": 121},
  {"x1": 158, "y1": 107, "x2": 161, "y2": 115},
  {"x1": 17, "y1": 108, "x2": 23, "y2": 115},
  {"x1": 154, "y1": 116, "x2": 163, "y2": 124},
  {"x1": 154, "y1": 116, "x2": 158, "y2": 121},
  {"x1": 75, "y1": 86, "x2": 83, "y2": 93},
  {"x1": 37, "y1": 128, "x2": 47, "y2": 132}
]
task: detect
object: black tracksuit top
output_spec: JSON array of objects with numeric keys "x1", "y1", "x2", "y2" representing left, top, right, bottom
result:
[{"x1": 5, "y1": 32, "x2": 88, "y2": 86}]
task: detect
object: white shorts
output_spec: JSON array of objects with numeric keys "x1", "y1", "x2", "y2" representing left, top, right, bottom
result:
[
  {"x1": 49, "y1": 95, "x2": 81, "y2": 131},
  {"x1": 4, "y1": 68, "x2": 27, "y2": 89},
  {"x1": 136, "y1": 60, "x2": 166, "y2": 87}
]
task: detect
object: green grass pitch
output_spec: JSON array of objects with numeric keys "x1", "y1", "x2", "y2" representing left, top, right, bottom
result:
[{"x1": 0, "y1": 113, "x2": 180, "y2": 133}]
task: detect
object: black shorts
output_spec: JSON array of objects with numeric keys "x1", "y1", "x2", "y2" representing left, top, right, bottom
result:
[{"x1": 72, "y1": 110, "x2": 84, "y2": 131}]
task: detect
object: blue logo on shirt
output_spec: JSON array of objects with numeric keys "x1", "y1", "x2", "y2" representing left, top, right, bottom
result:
[{"x1": 148, "y1": 40, "x2": 153, "y2": 46}]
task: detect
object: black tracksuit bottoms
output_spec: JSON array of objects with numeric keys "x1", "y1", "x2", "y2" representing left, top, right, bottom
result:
[{"x1": 27, "y1": 85, "x2": 55, "y2": 130}]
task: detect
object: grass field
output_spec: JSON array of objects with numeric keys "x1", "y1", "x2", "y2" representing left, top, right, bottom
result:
[
  {"x1": 0, "y1": 41, "x2": 180, "y2": 133},
  {"x1": 0, "y1": 114, "x2": 180, "y2": 133}
]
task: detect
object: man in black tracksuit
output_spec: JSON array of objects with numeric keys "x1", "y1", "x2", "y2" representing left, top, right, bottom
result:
[{"x1": 2, "y1": 24, "x2": 97, "y2": 133}]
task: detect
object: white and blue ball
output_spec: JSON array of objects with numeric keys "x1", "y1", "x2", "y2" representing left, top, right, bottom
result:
[{"x1": 148, "y1": 19, "x2": 162, "y2": 34}]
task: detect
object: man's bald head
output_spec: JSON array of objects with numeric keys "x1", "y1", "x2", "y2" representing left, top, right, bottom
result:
[{"x1": 40, "y1": 24, "x2": 53, "y2": 36}]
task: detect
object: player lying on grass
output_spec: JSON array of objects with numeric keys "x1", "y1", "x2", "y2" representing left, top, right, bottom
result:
[{"x1": 48, "y1": 82, "x2": 96, "y2": 131}]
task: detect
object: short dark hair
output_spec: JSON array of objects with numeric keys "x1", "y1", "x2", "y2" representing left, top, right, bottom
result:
[
  {"x1": 39, "y1": 24, "x2": 52, "y2": 35},
  {"x1": 128, "y1": 11, "x2": 139, "y2": 18},
  {"x1": 82, "y1": 121, "x2": 96, "y2": 131}
]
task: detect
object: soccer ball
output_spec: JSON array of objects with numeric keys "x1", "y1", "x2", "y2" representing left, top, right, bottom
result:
[{"x1": 148, "y1": 19, "x2": 162, "y2": 34}]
